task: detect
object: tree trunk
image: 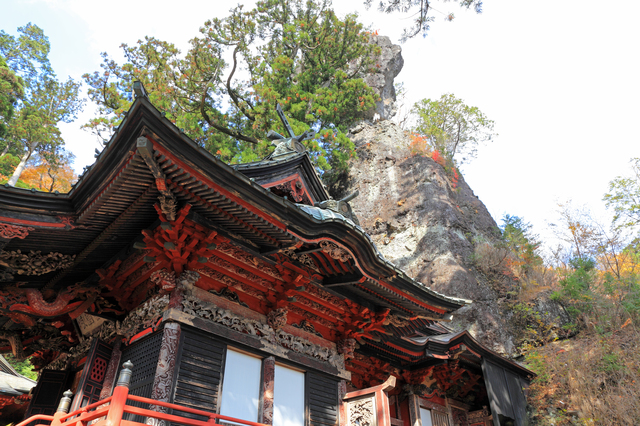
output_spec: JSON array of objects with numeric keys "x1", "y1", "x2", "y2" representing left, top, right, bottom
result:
[
  {"x1": 0, "y1": 143, "x2": 10, "y2": 158},
  {"x1": 7, "y1": 146, "x2": 33, "y2": 187}
]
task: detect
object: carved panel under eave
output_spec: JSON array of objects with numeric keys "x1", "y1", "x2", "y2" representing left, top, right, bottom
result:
[{"x1": 0, "y1": 250, "x2": 75, "y2": 275}]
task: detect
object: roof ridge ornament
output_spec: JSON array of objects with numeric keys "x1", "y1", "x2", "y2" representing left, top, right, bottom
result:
[
  {"x1": 266, "y1": 104, "x2": 315, "y2": 160},
  {"x1": 133, "y1": 81, "x2": 148, "y2": 99},
  {"x1": 315, "y1": 190, "x2": 361, "y2": 226}
]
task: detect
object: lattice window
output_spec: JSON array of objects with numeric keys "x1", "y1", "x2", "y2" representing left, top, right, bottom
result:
[
  {"x1": 90, "y1": 357, "x2": 107, "y2": 382},
  {"x1": 431, "y1": 411, "x2": 449, "y2": 426},
  {"x1": 119, "y1": 331, "x2": 163, "y2": 423}
]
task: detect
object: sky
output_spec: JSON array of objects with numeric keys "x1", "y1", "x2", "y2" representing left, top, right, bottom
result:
[{"x1": 2, "y1": 0, "x2": 640, "y2": 254}]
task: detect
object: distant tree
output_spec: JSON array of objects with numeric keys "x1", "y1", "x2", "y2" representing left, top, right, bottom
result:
[
  {"x1": 604, "y1": 158, "x2": 640, "y2": 232},
  {"x1": 0, "y1": 24, "x2": 83, "y2": 186},
  {"x1": 411, "y1": 93, "x2": 495, "y2": 166},
  {"x1": 501, "y1": 214, "x2": 542, "y2": 273},
  {"x1": 365, "y1": 0, "x2": 483, "y2": 42},
  {"x1": 84, "y1": 0, "x2": 380, "y2": 176},
  {"x1": 20, "y1": 152, "x2": 77, "y2": 193},
  {"x1": 0, "y1": 153, "x2": 19, "y2": 179},
  {"x1": 4, "y1": 354, "x2": 37, "y2": 381},
  {"x1": 0, "y1": 55, "x2": 23, "y2": 139}
]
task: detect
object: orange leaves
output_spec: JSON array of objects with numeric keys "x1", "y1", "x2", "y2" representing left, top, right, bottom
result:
[
  {"x1": 20, "y1": 159, "x2": 77, "y2": 193},
  {"x1": 409, "y1": 132, "x2": 429, "y2": 156},
  {"x1": 431, "y1": 149, "x2": 446, "y2": 166}
]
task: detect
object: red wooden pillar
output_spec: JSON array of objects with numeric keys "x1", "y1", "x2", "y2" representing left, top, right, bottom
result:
[
  {"x1": 147, "y1": 322, "x2": 181, "y2": 426},
  {"x1": 262, "y1": 356, "x2": 276, "y2": 425}
]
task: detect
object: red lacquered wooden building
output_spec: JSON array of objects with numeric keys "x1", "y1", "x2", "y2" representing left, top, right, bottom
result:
[{"x1": 0, "y1": 91, "x2": 533, "y2": 426}]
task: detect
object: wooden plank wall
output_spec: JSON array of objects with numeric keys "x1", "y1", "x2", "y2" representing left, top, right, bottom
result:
[
  {"x1": 170, "y1": 328, "x2": 225, "y2": 421},
  {"x1": 307, "y1": 372, "x2": 339, "y2": 426}
]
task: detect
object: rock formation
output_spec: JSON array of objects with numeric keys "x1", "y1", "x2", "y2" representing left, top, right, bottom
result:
[
  {"x1": 335, "y1": 35, "x2": 569, "y2": 356},
  {"x1": 339, "y1": 121, "x2": 517, "y2": 354},
  {"x1": 361, "y1": 36, "x2": 404, "y2": 120}
]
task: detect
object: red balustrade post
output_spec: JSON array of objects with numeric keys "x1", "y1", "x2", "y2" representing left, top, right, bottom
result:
[
  {"x1": 105, "y1": 360, "x2": 133, "y2": 426},
  {"x1": 50, "y1": 390, "x2": 74, "y2": 426}
]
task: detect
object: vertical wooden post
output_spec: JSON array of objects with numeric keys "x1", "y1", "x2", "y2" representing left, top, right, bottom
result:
[
  {"x1": 261, "y1": 356, "x2": 275, "y2": 425},
  {"x1": 50, "y1": 390, "x2": 73, "y2": 426},
  {"x1": 407, "y1": 394, "x2": 421, "y2": 426},
  {"x1": 105, "y1": 361, "x2": 133, "y2": 426},
  {"x1": 99, "y1": 339, "x2": 123, "y2": 401},
  {"x1": 337, "y1": 380, "x2": 347, "y2": 426},
  {"x1": 147, "y1": 322, "x2": 181, "y2": 426},
  {"x1": 445, "y1": 398, "x2": 454, "y2": 426}
]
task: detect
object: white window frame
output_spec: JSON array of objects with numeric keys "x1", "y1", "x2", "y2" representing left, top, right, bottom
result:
[
  {"x1": 219, "y1": 348, "x2": 263, "y2": 424},
  {"x1": 273, "y1": 363, "x2": 306, "y2": 426}
]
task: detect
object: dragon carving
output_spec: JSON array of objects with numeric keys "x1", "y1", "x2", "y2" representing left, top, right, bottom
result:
[{"x1": 4, "y1": 284, "x2": 98, "y2": 318}]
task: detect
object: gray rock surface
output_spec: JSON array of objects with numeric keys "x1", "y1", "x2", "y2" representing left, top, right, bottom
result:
[
  {"x1": 362, "y1": 36, "x2": 404, "y2": 120},
  {"x1": 340, "y1": 120, "x2": 519, "y2": 354}
]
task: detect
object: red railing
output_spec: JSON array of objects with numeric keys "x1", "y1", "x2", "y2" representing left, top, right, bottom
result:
[{"x1": 17, "y1": 361, "x2": 269, "y2": 426}]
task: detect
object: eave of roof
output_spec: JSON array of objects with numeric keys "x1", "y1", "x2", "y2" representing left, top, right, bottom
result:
[{"x1": 0, "y1": 96, "x2": 468, "y2": 314}]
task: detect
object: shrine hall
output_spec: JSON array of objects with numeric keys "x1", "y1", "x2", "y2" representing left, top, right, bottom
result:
[{"x1": 0, "y1": 86, "x2": 533, "y2": 426}]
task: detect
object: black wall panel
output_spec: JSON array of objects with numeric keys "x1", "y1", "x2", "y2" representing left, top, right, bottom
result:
[
  {"x1": 307, "y1": 372, "x2": 339, "y2": 426},
  {"x1": 170, "y1": 328, "x2": 226, "y2": 421}
]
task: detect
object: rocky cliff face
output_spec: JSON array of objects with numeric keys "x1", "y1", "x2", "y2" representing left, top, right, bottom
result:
[
  {"x1": 332, "y1": 36, "x2": 569, "y2": 356},
  {"x1": 360, "y1": 36, "x2": 404, "y2": 120},
  {"x1": 336, "y1": 120, "x2": 520, "y2": 354}
]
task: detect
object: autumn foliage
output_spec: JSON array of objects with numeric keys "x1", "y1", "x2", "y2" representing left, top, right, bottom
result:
[{"x1": 19, "y1": 159, "x2": 77, "y2": 192}]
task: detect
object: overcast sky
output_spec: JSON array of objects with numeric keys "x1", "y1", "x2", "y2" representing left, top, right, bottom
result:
[{"x1": 3, "y1": 0, "x2": 639, "y2": 253}]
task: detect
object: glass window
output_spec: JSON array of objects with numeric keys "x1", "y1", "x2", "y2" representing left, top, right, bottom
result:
[
  {"x1": 273, "y1": 364, "x2": 305, "y2": 426},
  {"x1": 420, "y1": 407, "x2": 434, "y2": 426},
  {"x1": 220, "y1": 349, "x2": 262, "y2": 423}
]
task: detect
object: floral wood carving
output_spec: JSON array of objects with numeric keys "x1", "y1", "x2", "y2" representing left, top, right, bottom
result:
[
  {"x1": 292, "y1": 320, "x2": 322, "y2": 337},
  {"x1": 195, "y1": 266, "x2": 267, "y2": 300},
  {"x1": 267, "y1": 307, "x2": 288, "y2": 330},
  {"x1": 282, "y1": 249, "x2": 319, "y2": 271},
  {"x1": 178, "y1": 270, "x2": 200, "y2": 288},
  {"x1": 44, "y1": 337, "x2": 94, "y2": 371},
  {"x1": 96, "y1": 294, "x2": 170, "y2": 342},
  {"x1": 0, "y1": 224, "x2": 34, "y2": 240},
  {"x1": 182, "y1": 295, "x2": 343, "y2": 369},
  {"x1": 209, "y1": 287, "x2": 249, "y2": 307},
  {"x1": 296, "y1": 295, "x2": 343, "y2": 320},
  {"x1": 348, "y1": 397, "x2": 375, "y2": 426},
  {"x1": 204, "y1": 256, "x2": 276, "y2": 291},
  {"x1": 289, "y1": 305, "x2": 335, "y2": 329},
  {"x1": 215, "y1": 242, "x2": 282, "y2": 279},
  {"x1": 304, "y1": 283, "x2": 349, "y2": 311},
  {"x1": 0, "y1": 250, "x2": 75, "y2": 275},
  {"x1": 319, "y1": 241, "x2": 351, "y2": 262},
  {"x1": 385, "y1": 314, "x2": 411, "y2": 328}
]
